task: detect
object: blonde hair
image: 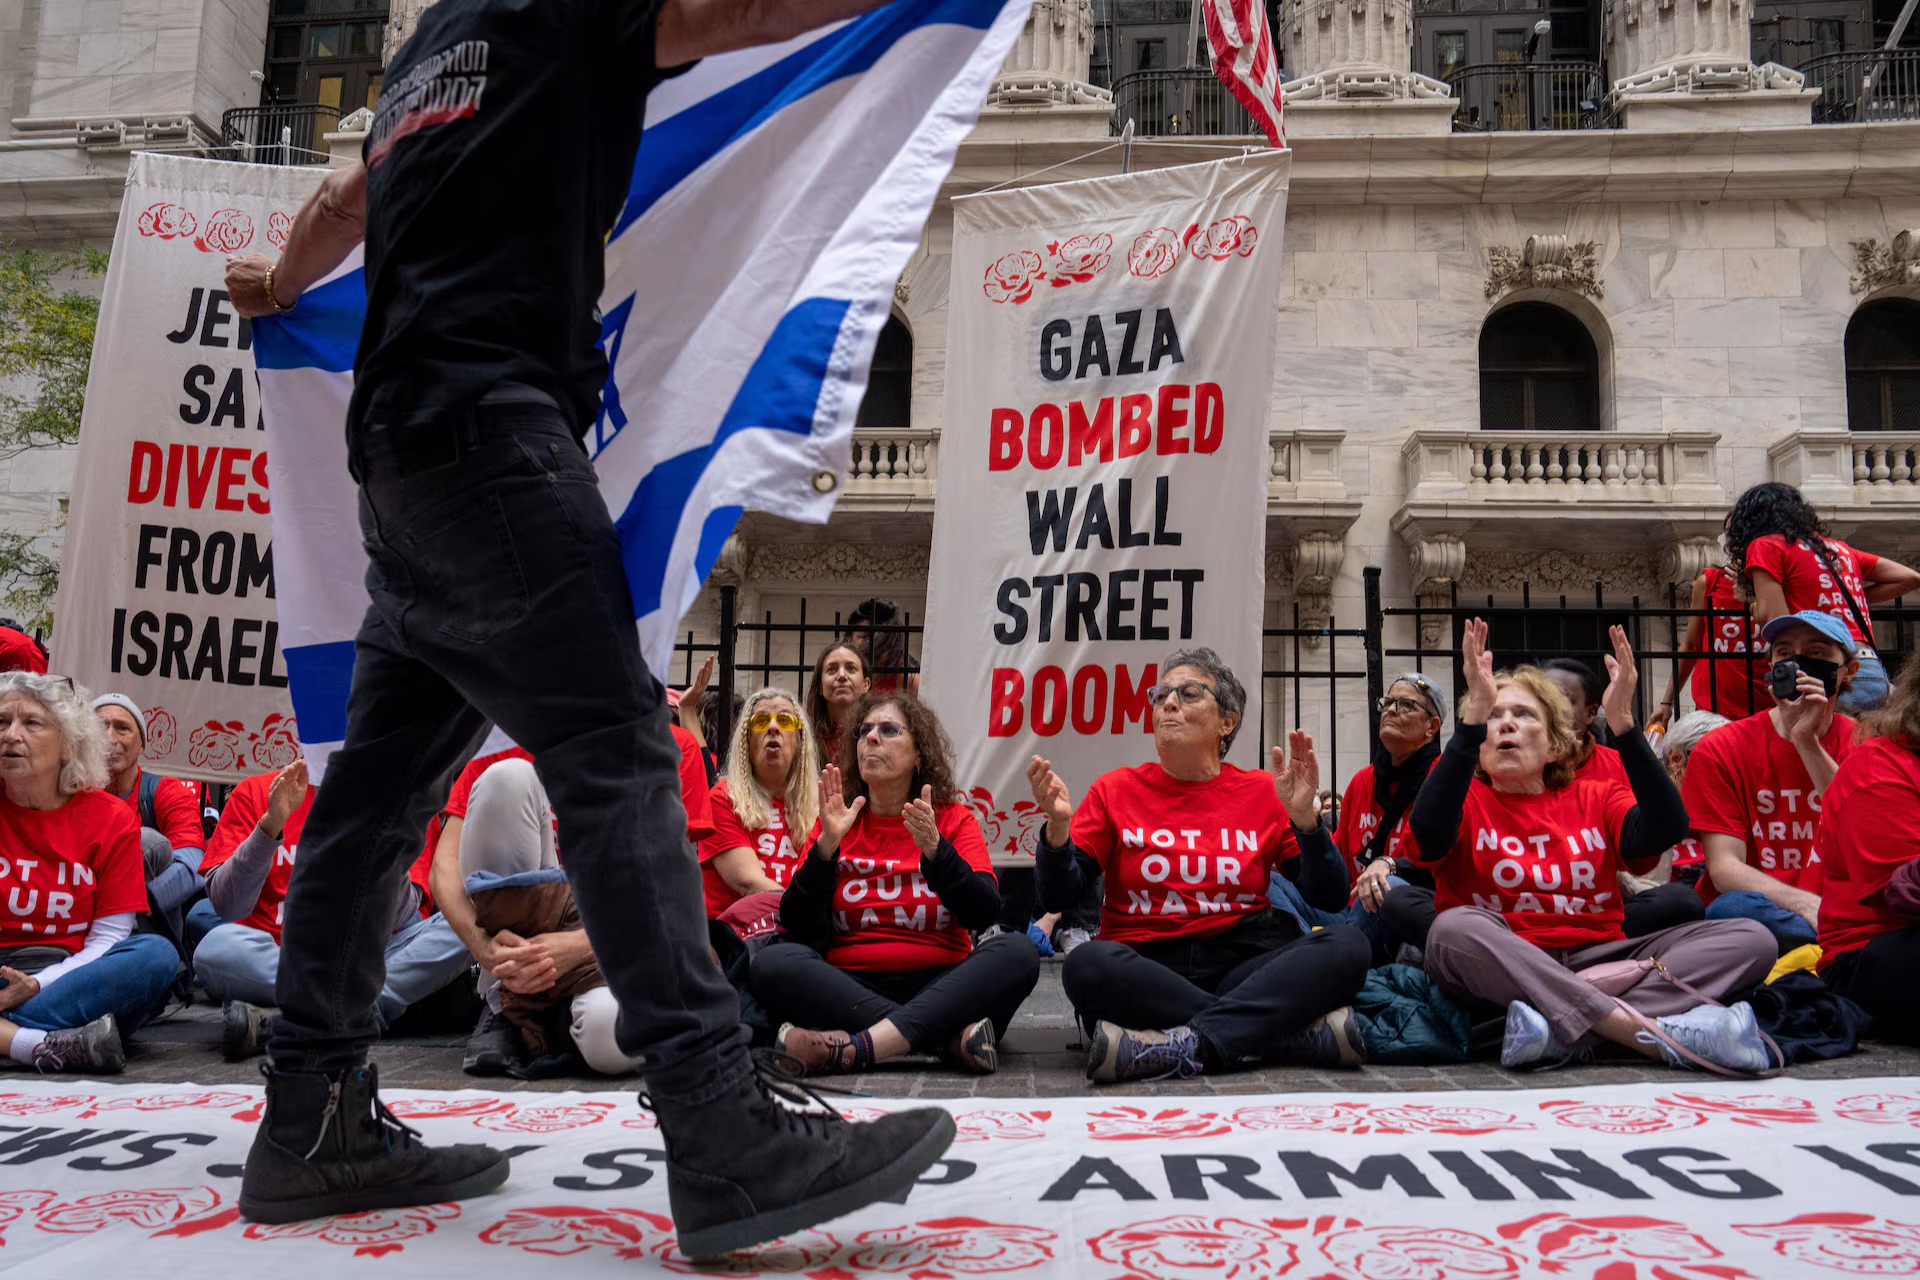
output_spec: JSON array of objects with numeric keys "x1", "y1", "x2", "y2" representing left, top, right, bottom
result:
[
  {"x1": 720, "y1": 687, "x2": 819, "y2": 837},
  {"x1": 0, "y1": 672, "x2": 110, "y2": 796},
  {"x1": 1469, "y1": 666, "x2": 1580, "y2": 790}
]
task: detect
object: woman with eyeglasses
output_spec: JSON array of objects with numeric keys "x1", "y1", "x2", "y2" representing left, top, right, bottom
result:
[
  {"x1": 698, "y1": 689, "x2": 819, "y2": 918},
  {"x1": 1027, "y1": 647, "x2": 1371, "y2": 1083},
  {"x1": 751, "y1": 693, "x2": 1038, "y2": 1076},
  {"x1": 805, "y1": 643, "x2": 871, "y2": 764},
  {"x1": 0, "y1": 673, "x2": 179, "y2": 1074},
  {"x1": 1412, "y1": 621, "x2": 1778, "y2": 1074}
]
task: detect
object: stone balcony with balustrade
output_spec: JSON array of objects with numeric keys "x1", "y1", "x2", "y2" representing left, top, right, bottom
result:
[{"x1": 1769, "y1": 431, "x2": 1920, "y2": 538}]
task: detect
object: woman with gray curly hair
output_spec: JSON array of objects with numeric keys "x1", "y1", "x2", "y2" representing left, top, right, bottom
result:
[
  {"x1": 1027, "y1": 647, "x2": 1371, "y2": 1083},
  {"x1": 0, "y1": 673, "x2": 179, "y2": 1073}
]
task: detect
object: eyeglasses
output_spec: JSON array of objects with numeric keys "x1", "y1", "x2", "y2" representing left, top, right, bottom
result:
[
  {"x1": 1149, "y1": 681, "x2": 1217, "y2": 707},
  {"x1": 856, "y1": 720, "x2": 909, "y2": 741},
  {"x1": 748, "y1": 711, "x2": 802, "y2": 734},
  {"x1": 1376, "y1": 695, "x2": 1429, "y2": 716}
]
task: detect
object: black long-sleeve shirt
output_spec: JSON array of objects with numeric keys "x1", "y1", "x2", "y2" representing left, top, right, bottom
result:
[{"x1": 779, "y1": 837, "x2": 1000, "y2": 955}]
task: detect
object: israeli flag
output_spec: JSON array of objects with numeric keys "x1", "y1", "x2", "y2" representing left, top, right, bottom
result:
[{"x1": 255, "y1": 0, "x2": 1030, "y2": 776}]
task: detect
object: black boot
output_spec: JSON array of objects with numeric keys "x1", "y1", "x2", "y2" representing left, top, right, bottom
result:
[
  {"x1": 239, "y1": 1062, "x2": 510, "y2": 1223},
  {"x1": 650, "y1": 1058, "x2": 955, "y2": 1261}
]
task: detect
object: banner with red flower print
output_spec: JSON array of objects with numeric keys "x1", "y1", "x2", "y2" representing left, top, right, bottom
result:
[
  {"x1": 922, "y1": 153, "x2": 1289, "y2": 862},
  {"x1": 3, "y1": 1077, "x2": 1920, "y2": 1276},
  {"x1": 51, "y1": 154, "x2": 321, "y2": 782}
]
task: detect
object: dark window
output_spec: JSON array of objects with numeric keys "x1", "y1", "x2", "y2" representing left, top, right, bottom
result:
[
  {"x1": 262, "y1": 1, "x2": 389, "y2": 113},
  {"x1": 1846, "y1": 298, "x2": 1920, "y2": 431},
  {"x1": 855, "y1": 316, "x2": 912, "y2": 430},
  {"x1": 1479, "y1": 301, "x2": 1601, "y2": 431}
]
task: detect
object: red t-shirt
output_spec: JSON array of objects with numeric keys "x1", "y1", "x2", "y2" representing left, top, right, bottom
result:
[
  {"x1": 1072, "y1": 762, "x2": 1296, "y2": 947},
  {"x1": 698, "y1": 784, "x2": 804, "y2": 918},
  {"x1": 1572, "y1": 742, "x2": 1628, "y2": 788},
  {"x1": 1681, "y1": 710, "x2": 1854, "y2": 904},
  {"x1": 815, "y1": 803, "x2": 993, "y2": 971},
  {"x1": 1691, "y1": 567, "x2": 1771, "y2": 721},
  {"x1": 1746, "y1": 534, "x2": 1880, "y2": 655},
  {"x1": 1816, "y1": 736, "x2": 1920, "y2": 968},
  {"x1": 1671, "y1": 835, "x2": 1706, "y2": 872},
  {"x1": 0, "y1": 789, "x2": 145, "y2": 953},
  {"x1": 206, "y1": 772, "x2": 434, "y2": 943},
  {"x1": 1418, "y1": 777, "x2": 1641, "y2": 947},
  {"x1": 1334, "y1": 766, "x2": 1401, "y2": 878},
  {"x1": 0, "y1": 627, "x2": 46, "y2": 674},
  {"x1": 672, "y1": 724, "x2": 716, "y2": 843},
  {"x1": 112, "y1": 768, "x2": 204, "y2": 851}
]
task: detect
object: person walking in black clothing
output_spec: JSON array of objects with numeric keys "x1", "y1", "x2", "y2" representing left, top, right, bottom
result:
[{"x1": 223, "y1": 0, "x2": 952, "y2": 1259}]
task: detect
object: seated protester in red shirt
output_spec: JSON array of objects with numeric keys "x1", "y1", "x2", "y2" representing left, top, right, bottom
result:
[
  {"x1": 1281, "y1": 673, "x2": 1444, "y2": 962},
  {"x1": 1816, "y1": 650, "x2": 1920, "y2": 1039},
  {"x1": 196, "y1": 758, "x2": 470, "y2": 1061},
  {"x1": 92, "y1": 693, "x2": 205, "y2": 942},
  {"x1": 752, "y1": 693, "x2": 1036, "y2": 1076},
  {"x1": 0, "y1": 674, "x2": 177, "y2": 1074},
  {"x1": 1682, "y1": 609, "x2": 1860, "y2": 953},
  {"x1": 805, "y1": 642, "x2": 870, "y2": 766},
  {"x1": 699, "y1": 689, "x2": 816, "y2": 918},
  {"x1": 1029, "y1": 647, "x2": 1371, "y2": 1083},
  {"x1": 1415, "y1": 622, "x2": 1778, "y2": 1074},
  {"x1": 431, "y1": 724, "x2": 716, "y2": 1077},
  {"x1": 1726, "y1": 481, "x2": 1920, "y2": 714},
  {"x1": 1651, "y1": 566, "x2": 1772, "y2": 727},
  {"x1": 1653, "y1": 710, "x2": 1729, "y2": 890}
]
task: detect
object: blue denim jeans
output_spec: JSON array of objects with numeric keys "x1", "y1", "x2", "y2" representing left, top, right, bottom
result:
[
  {"x1": 1837, "y1": 652, "x2": 1888, "y2": 715},
  {"x1": 1705, "y1": 890, "x2": 1817, "y2": 952},
  {"x1": 200, "y1": 915, "x2": 472, "y2": 1026},
  {"x1": 1267, "y1": 873, "x2": 1404, "y2": 953},
  {"x1": 3, "y1": 933, "x2": 177, "y2": 1033}
]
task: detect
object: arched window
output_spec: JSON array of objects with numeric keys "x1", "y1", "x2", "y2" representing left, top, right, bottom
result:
[
  {"x1": 855, "y1": 315, "x2": 912, "y2": 429},
  {"x1": 1479, "y1": 301, "x2": 1600, "y2": 432},
  {"x1": 1845, "y1": 298, "x2": 1920, "y2": 431}
]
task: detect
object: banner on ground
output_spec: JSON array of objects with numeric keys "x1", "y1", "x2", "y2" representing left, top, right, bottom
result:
[
  {"x1": 51, "y1": 154, "x2": 322, "y2": 782},
  {"x1": 2, "y1": 1077, "x2": 1920, "y2": 1276},
  {"x1": 921, "y1": 152, "x2": 1289, "y2": 858},
  {"x1": 251, "y1": 0, "x2": 1032, "y2": 781}
]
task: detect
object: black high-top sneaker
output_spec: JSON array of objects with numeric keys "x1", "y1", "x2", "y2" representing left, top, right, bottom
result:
[
  {"x1": 238, "y1": 1062, "x2": 510, "y2": 1223},
  {"x1": 649, "y1": 1056, "x2": 955, "y2": 1261}
]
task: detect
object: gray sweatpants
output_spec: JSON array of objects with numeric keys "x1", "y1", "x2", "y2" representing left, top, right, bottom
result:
[{"x1": 1425, "y1": 906, "x2": 1776, "y2": 1047}]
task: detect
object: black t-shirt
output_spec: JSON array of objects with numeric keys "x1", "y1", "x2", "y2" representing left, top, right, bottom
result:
[{"x1": 354, "y1": 0, "x2": 676, "y2": 435}]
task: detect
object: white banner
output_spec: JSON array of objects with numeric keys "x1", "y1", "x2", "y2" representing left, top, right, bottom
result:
[
  {"x1": 922, "y1": 153, "x2": 1289, "y2": 859},
  {"x1": 1, "y1": 1077, "x2": 1919, "y2": 1276},
  {"x1": 51, "y1": 153, "x2": 323, "y2": 782}
]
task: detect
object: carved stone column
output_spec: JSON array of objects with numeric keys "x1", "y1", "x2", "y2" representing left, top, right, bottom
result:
[
  {"x1": 1658, "y1": 536, "x2": 1719, "y2": 591},
  {"x1": 1607, "y1": 0, "x2": 1816, "y2": 128},
  {"x1": 1286, "y1": 532, "x2": 1347, "y2": 647},
  {"x1": 976, "y1": 0, "x2": 1114, "y2": 140},
  {"x1": 385, "y1": 0, "x2": 441, "y2": 64},
  {"x1": 1407, "y1": 534, "x2": 1465, "y2": 650},
  {"x1": 1276, "y1": 0, "x2": 1456, "y2": 136}
]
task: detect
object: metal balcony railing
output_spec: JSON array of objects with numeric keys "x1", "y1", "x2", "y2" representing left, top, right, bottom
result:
[
  {"x1": 1446, "y1": 61, "x2": 1607, "y2": 132},
  {"x1": 219, "y1": 103, "x2": 342, "y2": 165},
  {"x1": 1802, "y1": 47, "x2": 1920, "y2": 123},
  {"x1": 1110, "y1": 68, "x2": 1262, "y2": 137}
]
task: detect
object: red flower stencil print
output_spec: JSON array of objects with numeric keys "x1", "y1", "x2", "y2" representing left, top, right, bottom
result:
[
  {"x1": 959, "y1": 786, "x2": 1041, "y2": 859},
  {"x1": 244, "y1": 1203, "x2": 459, "y2": 1257},
  {"x1": 143, "y1": 705, "x2": 177, "y2": 759},
  {"x1": 0, "y1": 1191, "x2": 52, "y2": 1245},
  {"x1": 1186, "y1": 216, "x2": 1259, "y2": 261},
  {"x1": 1088, "y1": 1216, "x2": 1301, "y2": 1280},
  {"x1": 384, "y1": 1096, "x2": 516, "y2": 1121},
  {"x1": 1361, "y1": 1104, "x2": 1531, "y2": 1136},
  {"x1": 1656, "y1": 1093, "x2": 1818, "y2": 1127},
  {"x1": 1129, "y1": 227, "x2": 1182, "y2": 279},
  {"x1": 1315, "y1": 1224, "x2": 1527, "y2": 1280},
  {"x1": 1498, "y1": 1213, "x2": 1750, "y2": 1280},
  {"x1": 137, "y1": 202, "x2": 197, "y2": 240},
  {"x1": 1833, "y1": 1094, "x2": 1920, "y2": 1126},
  {"x1": 266, "y1": 210, "x2": 294, "y2": 249},
  {"x1": 659, "y1": 1229, "x2": 841, "y2": 1273},
  {"x1": 1233, "y1": 1102, "x2": 1368, "y2": 1133},
  {"x1": 480, "y1": 1206, "x2": 671, "y2": 1259},
  {"x1": 0, "y1": 1092, "x2": 90, "y2": 1116},
  {"x1": 983, "y1": 250, "x2": 1045, "y2": 304},
  {"x1": 1045, "y1": 233, "x2": 1113, "y2": 286},
  {"x1": 1087, "y1": 1106, "x2": 1234, "y2": 1140},
  {"x1": 955, "y1": 1109, "x2": 1050, "y2": 1142},
  {"x1": 194, "y1": 208, "x2": 254, "y2": 254},
  {"x1": 1540, "y1": 1100, "x2": 1707, "y2": 1135},
  {"x1": 75, "y1": 1089, "x2": 253, "y2": 1119},
  {"x1": 1733, "y1": 1213, "x2": 1920, "y2": 1274},
  {"x1": 846, "y1": 1217, "x2": 1057, "y2": 1274},
  {"x1": 34, "y1": 1186, "x2": 223, "y2": 1234},
  {"x1": 473, "y1": 1101, "x2": 618, "y2": 1133},
  {"x1": 252, "y1": 712, "x2": 301, "y2": 769},
  {"x1": 188, "y1": 721, "x2": 244, "y2": 771}
]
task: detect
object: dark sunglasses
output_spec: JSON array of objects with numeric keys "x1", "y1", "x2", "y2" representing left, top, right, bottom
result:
[{"x1": 856, "y1": 720, "x2": 909, "y2": 741}]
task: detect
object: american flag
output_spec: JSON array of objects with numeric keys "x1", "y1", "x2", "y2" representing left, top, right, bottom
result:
[{"x1": 1201, "y1": 0, "x2": 1286, "y2": 147}]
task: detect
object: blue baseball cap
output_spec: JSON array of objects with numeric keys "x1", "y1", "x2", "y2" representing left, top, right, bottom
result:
[{"x1": 1759, "y1": 610, "x2": 1855, "y2": 657}]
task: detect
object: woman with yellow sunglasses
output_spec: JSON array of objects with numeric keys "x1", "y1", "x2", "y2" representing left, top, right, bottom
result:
[{"x1": 698, "y1": 689, "x2": 821, "y2": 918}]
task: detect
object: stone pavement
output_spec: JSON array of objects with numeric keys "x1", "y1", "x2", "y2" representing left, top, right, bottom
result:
[{"x1": 52, "y1": 961, "x2": 1920, "y2": 1099}]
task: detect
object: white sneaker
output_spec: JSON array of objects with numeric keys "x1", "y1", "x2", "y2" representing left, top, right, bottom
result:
[
  {"x1": 1645, "y1": 1003, "x2": 1776, "y2": 1074},
  {"x1": 1058, "y1": 927, "x2": 1093, "y2": 955}
]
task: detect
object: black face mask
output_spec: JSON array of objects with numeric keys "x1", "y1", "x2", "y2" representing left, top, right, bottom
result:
[{"x1": 1774, "y1": 655, "x2": 1843, "y2": 701}]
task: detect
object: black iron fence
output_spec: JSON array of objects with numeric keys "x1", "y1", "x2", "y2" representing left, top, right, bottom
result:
[
  {"x1": 1803, "y1": 47, "x2": 1920, "y2": 124},
  {"x1": 1447, "y1": 61, "x2": 1607, "y2": 132},
  {"x1": 1110, "y1": 68, "x2": 1262, "y2": 137},
  {"x1": 219, "y1": 103, "x2": 341, "y2": 165}
]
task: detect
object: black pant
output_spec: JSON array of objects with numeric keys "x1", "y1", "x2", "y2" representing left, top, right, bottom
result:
[
  {"x1": 270, "y1": 403, "x2": 748, "y2": 1104},
  {"x1": 1825, "y1": 926, "x2": 1920, "y2": 1043},
  {"x1": 1380, "y1": 882, "x2": 1704, "y2": 951},
  {"x1": 749, "y1": 933, "x2": 1041, "y2": 1051},
  {"x1": 1061, "y1": 913, "x2": 1369, "y2": 1068}
]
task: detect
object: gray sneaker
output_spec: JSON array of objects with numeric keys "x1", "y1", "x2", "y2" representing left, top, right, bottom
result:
[
  {"x1": 1272, "y1": 1007, "x2": 1367, "y2": 1068},
  {"x1": 1085, "y1": 1021, "x2": 1203, "y2": 1083},
  {"x1": 1646, "y1": 1003, "x2": 1777, "y2": 1074},
  {"x1": 31, "y1": 1015, "x2": 125, "y2": 1075}
]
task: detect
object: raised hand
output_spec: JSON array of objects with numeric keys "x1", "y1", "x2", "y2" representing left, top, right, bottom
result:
[
  {"x1": 1599, "y1": 624, "x2": 1640, "y2": 733},
  {"x1": 1459, "y1": 617, "x2": 1497, "y2": 725},
  {"x1": 904, "y1": 784, "x2": 940, "y2": 858},
  {"x1": 814, "y1": 763, "x2": 866, "y2": 859},
  {"x1": 1026, "y1": 755, "x2": 1074, "y2": 846},
  {"x1": 1271, "y1": 729, "x2": 1321, "y2": 829},
  {"x1": 264, "y1": 758, "x2": 309, "y2": 839}
]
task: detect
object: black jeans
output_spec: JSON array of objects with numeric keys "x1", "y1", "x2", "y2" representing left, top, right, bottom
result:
[
  {"x1": 749, "y1": 933, "x2": 1041, "y2": 1051},
  {"x1": 1382, "y1": 881, "x2": 1706, "y2": 949},
  {"x1": 1825, "y1": 926, "x2": 1920, "y2": 1043},
  {"x1": 1061, "y1": 912, "x2": 1369, "y2": 1068},
  {"x1": 270, "y1": 402, "x2": 749, "y2": 1104}
]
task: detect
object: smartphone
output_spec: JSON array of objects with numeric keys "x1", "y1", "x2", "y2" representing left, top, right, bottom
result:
[{"x1": 1769, "y1": 658, "x2": 1802, "y2": 702}]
